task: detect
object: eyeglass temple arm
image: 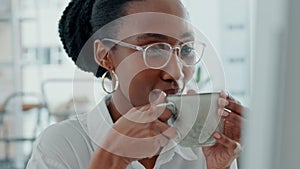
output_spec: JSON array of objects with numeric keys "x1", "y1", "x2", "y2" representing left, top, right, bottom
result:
[{"x1": 101, "y1": 38, "x2": 143, "y2": 51}]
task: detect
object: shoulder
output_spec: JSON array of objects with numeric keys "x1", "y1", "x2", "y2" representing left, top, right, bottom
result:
[
  {"x1": 27, "y1": 119, "x2": 94, "y2": 169},
  {"x1": 37, "y1": 118, "x2": 93, "y2": 152}
]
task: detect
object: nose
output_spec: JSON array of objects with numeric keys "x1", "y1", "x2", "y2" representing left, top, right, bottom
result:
[
  {"x1": 161, "y1": 51, "x2": 184, "y2": 83},
  {"x1": 173, "y1": 46, "x2": 181, "y2": 57}
]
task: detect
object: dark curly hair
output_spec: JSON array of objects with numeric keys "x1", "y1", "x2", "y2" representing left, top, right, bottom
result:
[{"x1": 58, "y1": 0, "x2": 143, "y2": 78}]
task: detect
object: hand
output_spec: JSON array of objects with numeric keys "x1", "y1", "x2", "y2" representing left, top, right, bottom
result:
[
  {"x1": 202, "y1": 91, "x2": 247, "y2": 169},
  {"x1": 89, "y1": 92, "x2": 177, "y2": 169}
]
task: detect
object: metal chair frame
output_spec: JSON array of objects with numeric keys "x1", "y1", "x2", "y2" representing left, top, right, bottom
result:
[{"x1": 0, "y1": 92, "x2": 46, "y2": 169}]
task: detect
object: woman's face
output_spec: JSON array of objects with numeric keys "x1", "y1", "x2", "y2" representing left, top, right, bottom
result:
[{"x1": 109, "y1": 0, "x2": 195, "y2": 108}]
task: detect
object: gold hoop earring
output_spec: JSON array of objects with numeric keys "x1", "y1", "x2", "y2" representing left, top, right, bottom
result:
[{"x1": 101, "y1": 70, "x2": 119, "y2": 94}]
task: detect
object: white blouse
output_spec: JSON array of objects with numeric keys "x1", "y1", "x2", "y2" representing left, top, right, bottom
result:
[{"x1": 26, "y1": 95, "x2": 237, "y2": 169}]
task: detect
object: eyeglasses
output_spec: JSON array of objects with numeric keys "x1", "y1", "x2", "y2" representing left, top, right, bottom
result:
[{"x1": 101, "y1": 38, "x2": 206, "y2": 69}]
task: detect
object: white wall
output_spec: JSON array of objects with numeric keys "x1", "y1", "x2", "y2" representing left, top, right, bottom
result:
[
  {"x1": 242, "y1": 0, "x2": 300, "y2": 168},
  {"x1": 278, "y1": 1, "x2": 300, "y2": 167},
  {"x1": 183, "y1": 0, "x2": 221, "y2": 51},
  {"x1": 183, "y1": 0, "x2": 251, "y2": 105}
]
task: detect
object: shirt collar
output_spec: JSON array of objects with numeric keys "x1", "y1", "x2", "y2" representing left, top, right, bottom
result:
[
  {"x1": 87, "y1": 95, "x2": 113, "y2": 151},
  {"x1": 86, "y1": 95, "x2": 200, "y2": 163}
]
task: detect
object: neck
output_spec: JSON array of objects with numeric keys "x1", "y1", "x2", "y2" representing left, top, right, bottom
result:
[
  {"x1": 107, "y1": 91, "x2": 159, "y2": 168},
  {"x1": 108, "y1": 89, "x2": 133, "y2": 122},
  {"x1": 139, "y1": 156, "x2": 158, "y2": 169}
]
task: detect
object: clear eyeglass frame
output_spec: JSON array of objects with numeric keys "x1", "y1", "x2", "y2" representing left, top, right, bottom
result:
[{"x1": 101, "y1": 38, "x2": 206, "y2": 69}]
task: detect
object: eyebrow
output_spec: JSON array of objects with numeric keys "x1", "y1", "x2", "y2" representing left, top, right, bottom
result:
[
  {"x1": 180, "y1": 32, "x2": 194, "y2": 39},
  {"x1": 135, "y1": 32, "x2": 194, "y2": 42},
  {"x1": 136, "y1": 33, "x2": 169, "y2": 41}
]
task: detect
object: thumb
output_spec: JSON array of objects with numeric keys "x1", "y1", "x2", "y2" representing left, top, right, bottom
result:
[
  {"x1": 187, "y1": 89, "x2": 197, "y2": 94},
  {"x1": 149, "y1": 90, "x2": 167, "y2": 106}
]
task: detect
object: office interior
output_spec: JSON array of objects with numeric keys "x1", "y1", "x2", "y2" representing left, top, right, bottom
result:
[{"x1": 0, "y1": 0, "x2": 299, "y2": 168}]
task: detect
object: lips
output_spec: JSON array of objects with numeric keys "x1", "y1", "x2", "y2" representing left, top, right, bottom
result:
[
  {"x1": 163, "y1": 89, "x2": 180, "y2": 95},
  {"x1": 158, "y1": 110, "x2": 173, "y2": 123}
]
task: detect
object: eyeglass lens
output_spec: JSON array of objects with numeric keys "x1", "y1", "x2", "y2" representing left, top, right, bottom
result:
[{"x1": 144, "y1": 42, "x2": 204, "y2": 68}]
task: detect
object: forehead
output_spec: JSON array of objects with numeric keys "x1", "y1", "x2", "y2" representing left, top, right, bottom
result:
[
  {"x1": 115, "y1": 12, "x2": 193, "y2": 41},
  {"x1": 113, "y1": 0, "x2": 191, "y2": 41},
  {"x1": 125, "y1": 0, "x2": 187, "y2": 16}
]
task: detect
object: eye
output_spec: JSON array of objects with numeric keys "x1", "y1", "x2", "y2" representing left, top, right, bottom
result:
[
  {"x1": 146, "y1": 43, "x2": 170, "y2": 57},
  {"x1": 180, "y1": 43, "x2": 195, "y2": 57},
  {"x1": 144, "y1": 43, "x2": 172, "y2": 68}
]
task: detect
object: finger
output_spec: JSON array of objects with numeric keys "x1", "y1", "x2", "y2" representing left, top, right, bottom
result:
[
  {"x1": 103, "y1": 127, "x2": 164, "y2": 159},
  {"x1": 154, "y1": 134, "x2": 170, "y2": 147},
  {"x1": 151, "y1": 134, "x2": 170, "y2": 157},
  {"x1": 125, "y1": 104, "x2": 172, "y2": 129},
  {"x1": 213, "y1": 132, "x2": 240, "y2": 155},
  {"x1": 220, "y1": 90, "x2": 240, "y2": 103},
  {"x1": 153, "y1": 120, "x2": 177, "y2": 139},
  {"x1": 187, "y1": 89, "x2": 197, "y2": 94},
  {"x1": 219, "y1": 90, "x2": 227, "y2": 99},
  {"x1": 233, "y1": 142, "x2": 243, "y2": 155},
  {"x1": 125, "y1": 91, "x2": 168, "y2": 124},
  {"x1": 227, "y1": 93, "x2": 240, "y2": 104},
  {"x1": 149, "y1": 92, "x2": 169, "y2": 118},
  {"x1": 219, "y1": 109, "x2": 243, "y2": 126},
  {"x1": 152, "y1": 101, "x2": 173, "y2": 123},
  {"x1": 225, "y1": 100, "x2": 244, "y2": 116},
  {"x1": 149, "y1": 90, "x2": 167, "y2": 106},
  {"x1": 124, "y1": 105, "x2": 154, "y2": 123},
  {"x1": 219, "y1": 109, "x2": 243, "y2": 141},
  {"x1": 157, "y1": 107, "x2": 173, "y2": 123},
  {"x1": 136, "y1": 104, "x2": 151, "y2": 111},
  {"x1": 223, "y1": 120, "x2": 242, "y2": 142},
  {"x1": 218, "y1": 97, "x2": 229, "y2": 108}
]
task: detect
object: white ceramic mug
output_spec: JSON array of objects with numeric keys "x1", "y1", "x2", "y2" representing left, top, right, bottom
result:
[{"x1": 164, "y1": 92, "x2": 223, "y2": 147}]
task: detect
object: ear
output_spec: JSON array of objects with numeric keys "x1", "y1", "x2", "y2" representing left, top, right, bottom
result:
[{"x1": 94, "y1": 40, "x2": 113, "y2": 70}]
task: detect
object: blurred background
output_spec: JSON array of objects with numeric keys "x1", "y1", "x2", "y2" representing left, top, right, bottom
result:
[{"x1": 0, "y1": 0, "x2": 299, "y2": 168}]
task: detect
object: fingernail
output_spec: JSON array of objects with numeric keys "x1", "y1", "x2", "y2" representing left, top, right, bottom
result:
[
  {"x1": 220, "y1": 90, "x2": 228, "y2": 98},
  {"x1": 222, "y1": 111, "x2": 229, "y2": 117},
  {"x1": 213, "y1": 132, "x2": 221, "y2": 139},
  {"x1": 159, "y1": 91, "x2": 167, "y2": 100},
  {"x1": 187, "y1": 89, "x2": 197, "y2": 94},
  {"x1": 218, "y1": 98, "x2": 229, "y2": 107}
]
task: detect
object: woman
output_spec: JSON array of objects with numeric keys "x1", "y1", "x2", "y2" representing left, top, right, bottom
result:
[{"x1": 27, "y1": 0, "x2": 245, "y2": 169}]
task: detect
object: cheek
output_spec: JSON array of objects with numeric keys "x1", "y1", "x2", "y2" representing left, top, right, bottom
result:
[
  {"x1": 128, "y1": 70, "x2": 160, "y2": 107},
  {"x1": 114, "y1": 51, "x2": 159, "y2": 106},
  {"x1": 183, "y1": 66, "x2": 195, "y2": 82},
  {"x1": 114, "y1": 51, "x2": 146, "y2": 95}
]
